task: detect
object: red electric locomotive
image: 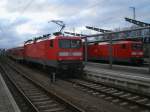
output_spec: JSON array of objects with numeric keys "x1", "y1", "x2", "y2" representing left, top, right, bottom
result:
[
  {"x1": 87, "y1": 40, "x2": 143, "y2": 64},
  {"x1": 23, "y1": 33, "x2": 84, "y2": 74},
  {"x1": 7, "y1": 33, "x2": 84, "y2": 76}
]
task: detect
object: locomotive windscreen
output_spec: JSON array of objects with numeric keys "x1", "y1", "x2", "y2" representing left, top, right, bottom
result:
[
  {"x1": 59, "y1": 39, "x2": 81, "y2": 48},
  {"x1": 132, "y1": 43, "x2": 143, "y2": 50}
]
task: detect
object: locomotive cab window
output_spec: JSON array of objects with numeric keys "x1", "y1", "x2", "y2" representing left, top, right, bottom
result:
[
  {"x1": 71, "y1": 40, "x2": 81, "y2": 48},
  {"x1": 59, "y1": 39, "x2": 81, "y2": 48},
  {"x1": 59, "y1": 40, "x2": 70, "y2": 48},
  {"x1": 50, "y1": 40, "x2": 53, "y2": 47},
  {"x1": 132, "y1": 43, "x2": 143, "y2": 50}
]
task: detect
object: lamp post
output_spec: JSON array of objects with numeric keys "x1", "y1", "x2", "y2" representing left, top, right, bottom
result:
[
  {"x1": 149, "y1": 29, "x2": 150, "y2": 73},
  {"x1": 130, "y1": 7, "x2": 136, "y2": 19}
]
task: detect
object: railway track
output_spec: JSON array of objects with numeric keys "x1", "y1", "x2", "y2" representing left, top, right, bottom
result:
[
  {"x1": 0, "y1": 60, "x2": 84, "y2": 112},
  {"x1": 2, "y1": 57, "x2": 150, "y2": 112},
  {"x1": 68, "y1": 79, "x2": 150, "y2": 112}
]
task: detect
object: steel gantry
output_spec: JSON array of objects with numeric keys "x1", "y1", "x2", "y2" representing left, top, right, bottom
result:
[
  {"x1": 86, "y1": 26, "x2": 112, "y2": 33},
  {"x1": 125, "y1": 17, "x2": 150, "y2": 73},
  {"x1": 125, "y1": 17, "x2": 150, "y2": 27}
]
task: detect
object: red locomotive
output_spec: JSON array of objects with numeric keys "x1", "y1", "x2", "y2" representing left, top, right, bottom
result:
[
  {"x1": 8, "y1": 33, "x2": 84, "y2": 76},
  {"x1": 87, "y1": 40, "x2": 143, "y2": 64}
]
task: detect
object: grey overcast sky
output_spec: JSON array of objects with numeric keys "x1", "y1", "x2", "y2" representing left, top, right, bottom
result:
[{"x1": 0, "y1": 0, "x2": 150, "y2": 48}]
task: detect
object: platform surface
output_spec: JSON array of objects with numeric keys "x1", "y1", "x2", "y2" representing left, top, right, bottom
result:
[
  {"x1": 0, "y1": 74, "x2": 20, "y2": 112},
  {"x1": 84, "y1": 62, "x2": 150, "y2": 82}
]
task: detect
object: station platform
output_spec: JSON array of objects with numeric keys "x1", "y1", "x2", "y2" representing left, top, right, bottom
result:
[
  {"x1": 0, "y1": 74, "x2": 20, "y2": 112},
  {"x1": 84, "y1": 62, "x2": 150, "y2": 82}
]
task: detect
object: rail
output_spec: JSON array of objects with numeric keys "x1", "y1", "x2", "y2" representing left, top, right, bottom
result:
[
  {"x1": 68, "y1": 79, "x2": 150, "y2": 111},
  {"x1": 0, "y1": 58, "x2": 85, "y2": 112},
  {"x1": 84, "y1": 70, "x2": 150, "y2": 96}
]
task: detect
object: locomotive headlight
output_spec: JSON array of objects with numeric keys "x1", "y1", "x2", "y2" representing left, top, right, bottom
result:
[
  {"x1": 72, "y1": 52, "x2": 82, "y2": 56},
  {"x1": 138, "y1": 52, "x2": 143, "y2": 55},
  {"x1": 59, "y1": 52, "x2": 69, "y2": 56},
  {"x1": 131, "y1": 52, "x2": 137, "y2": 55}
]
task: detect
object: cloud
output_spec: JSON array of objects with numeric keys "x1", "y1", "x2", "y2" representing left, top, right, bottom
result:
[
  {"x1": 0, "y1": 17, "x2": 30, "y2": 48},
  {"x1": 0, "y1": 0, "x2": 150, "y2": 48}
]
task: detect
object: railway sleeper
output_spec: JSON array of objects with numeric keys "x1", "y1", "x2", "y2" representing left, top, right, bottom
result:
[
  {"x1": 112, "y1": 91, "x2": 124, "y2": 95},
  {"x1": 106, "y1": 89, "x2": 118, "y2": 94},
  {"x1": 31, "y1": 97, "x2": 51, "y2": 102},
  {"x1": 136, "y1": 98, "x2": 149, "y2": 103},
  {"x1": 112, "y1": 99, "x2": 120, "y2": 103},
  {"x1": 38, "y1": 103, "x2": 59, "y2": 108},
  {"x1": 41, "y1": 107, "x2": 66, "y2": 112},
  {"x1": 120, "y1": 93, "x2": 131, "y2": 98},
  {"x1": 127, "y1": 96, "x2": 140, "y2": 100},
  {"x1": 34, "y1": 100, "x2": 55, "y2": 106},
  {"x1": 29, "y1": 95, "x2": 50, "y2": 99},
  {"x1": 38, "y1": 104, "x2": 64, "y2": 110},
  {"x1": 119, "y1": 102, "x2": 129, "y2": 106}
]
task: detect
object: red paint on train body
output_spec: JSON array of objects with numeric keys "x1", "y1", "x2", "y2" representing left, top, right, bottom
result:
[
  {"x1": 8, "y1": 34, "x2": 84, "y2": 73},
  {"x1": 24, "y1": 35, "x2": 84, "y2": 69},
  {"x1": 87, "y1": 40, "x2": 143, "y2": 64},
  {"x1": 7, "y1": 47, "x2": 24, "y2": 60}
]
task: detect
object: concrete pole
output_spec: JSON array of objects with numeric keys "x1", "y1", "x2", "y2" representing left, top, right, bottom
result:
[
  {"x1": 52, "y1": 72, "x2": 56, "y2": 82},
  {"x1": 149, "y1": 44, "x2": 150, "y2": 73},
  {"x1": 84, "y1": 37, "x2": 88, "y2": 64},
  {"x1": 148, "y1": 29, "x2": 150, "y2": 73},
  {"x1": 149, "y1": 29, "x2": 150, "y2": 73},
  {"x1": 109, "y1": 34, "x2": 113, "y2": 69}
]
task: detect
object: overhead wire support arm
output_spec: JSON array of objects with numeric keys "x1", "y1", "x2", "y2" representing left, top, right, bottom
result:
[
  {"x1": 86, "y1": 26, "x2": 112, "y2": 33},
  {"x1": 125, "y1": 17, "x2": 150, "y2": 27}
]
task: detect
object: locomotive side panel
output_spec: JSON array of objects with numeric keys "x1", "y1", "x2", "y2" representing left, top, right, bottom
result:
[
  {"x1": 45, "y1": 39, "x2": 59, "y2": 67},
  {"x1": 113, "y1": 42, "x2": 132, "y2": 62},
  {"x1": 24, "y1": 40, "x2": 48, "y2": 65}
]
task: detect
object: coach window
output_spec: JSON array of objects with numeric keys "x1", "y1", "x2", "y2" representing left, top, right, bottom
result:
[
  {"x1": 50, "y1": 40, "x2": 53, "y2": 47},
  {"x1": 121, "y1": 44, "x2": 126, "y2": 49}
]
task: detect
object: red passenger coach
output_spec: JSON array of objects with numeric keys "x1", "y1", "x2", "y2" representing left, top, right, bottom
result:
[
  {"x1": 7, "y1": 47, "x2": 24, "y2": 61},
  {"x1": 87, "y1": 40, "x2": 143, "y2": 64},
  {"x1": 24, "y1": 34, "x2": 84, "y2": 73}
]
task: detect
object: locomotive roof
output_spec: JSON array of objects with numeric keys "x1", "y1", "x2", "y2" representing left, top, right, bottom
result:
[
  {"x1": 24, "y1": 35, "x2": 81, "y2": 45},
  {"x1": 55, "y1": 35, "x2": 81, "y2": 39}
]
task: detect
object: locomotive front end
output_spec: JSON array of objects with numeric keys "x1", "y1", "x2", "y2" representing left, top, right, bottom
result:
[
  {"x1": 130, "y1": 42, "x2": 144, "y2": 64},
  {"x1": 57, "y1": 37, "x2": 84, "y2": 72}
]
